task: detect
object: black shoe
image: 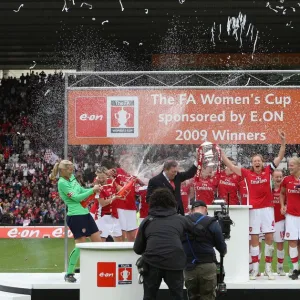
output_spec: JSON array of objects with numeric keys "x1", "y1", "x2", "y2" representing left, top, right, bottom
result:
[
  {"x1": 75, "y1": 268, "x2": 80, "y2": 273},
  {"x1": 289, "y1": 270, "x2": 300, "y2": 280},
  {"x1": 64, "y1": 273, "x2": 77, "y2": 283}
]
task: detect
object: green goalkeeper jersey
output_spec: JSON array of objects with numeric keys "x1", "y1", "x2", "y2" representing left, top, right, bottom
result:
[{"x1": 58, "y1": 174, "x2": 94, "y2": 216}]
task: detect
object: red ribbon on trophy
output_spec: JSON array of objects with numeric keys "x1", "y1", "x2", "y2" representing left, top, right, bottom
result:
[{"x1": 195, "y1": 142, "x2": 221, "y2": 182}]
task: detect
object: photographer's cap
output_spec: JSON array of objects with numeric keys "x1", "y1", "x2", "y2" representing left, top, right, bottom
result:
[{"x1": 191, "y1": 200, "x2": 207, "y2": 209}]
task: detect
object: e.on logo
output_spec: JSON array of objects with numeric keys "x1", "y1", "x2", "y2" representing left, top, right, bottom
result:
[{"x1": 97, "y1": 262, "x2": 116, "y2": 287}]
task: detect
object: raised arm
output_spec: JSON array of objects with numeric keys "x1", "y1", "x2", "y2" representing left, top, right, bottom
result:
[
  {"x1": 220, "y1": 148, "x2": 242, "y2": 176},
  {"x1": 274, "y1": 130, "x2": 286, "y2": 167}
]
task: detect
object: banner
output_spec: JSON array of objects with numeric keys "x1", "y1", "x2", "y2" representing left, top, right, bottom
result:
[
  {"x1": 68, "y1": 89, "x2": 300, "y2": 145},
  {"x1": 0, "y1": 226, "x2": 73, "y2": 239}
]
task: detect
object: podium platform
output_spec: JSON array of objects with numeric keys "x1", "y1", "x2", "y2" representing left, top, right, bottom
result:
[{"x1": 0, "y1": 273, "x2": 300, "y2": 300}]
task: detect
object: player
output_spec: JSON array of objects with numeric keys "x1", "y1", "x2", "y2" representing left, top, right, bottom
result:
[
  {"x1": 280, "y1": 157, "x2": 300, "y2": 279},
  {"x1": 94, "y1": 167, "x2": 124, "y2": 242},
  {"x1": 51, "y1": 160, "x2": 102, "y2": 283},
  {"x1": 191, "y1": 165, "x2": 218, "y2": 205},
  {"x1": 181, "y1": 179, "x2": 193, "y2": 215},
  {"x1": 220, "y1": 130, "x2": 286, "y2": 280},
  {"x1": 136, "y1": 184, "x2": 148, "y2": 223},
  {"x1": 217, "y1": 158, "x2": 241, "y2": 205},
  {"x1": 272, "y1": 169, "x2": 285, "y2": 276}
]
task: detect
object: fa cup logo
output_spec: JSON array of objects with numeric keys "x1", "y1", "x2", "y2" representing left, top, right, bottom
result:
[
  {"x1": 114, "y1": 107, "x2": 131, "y2": 128},
  {"x1": 120, "y1": 268, "x2": 130, "y2": 281}
]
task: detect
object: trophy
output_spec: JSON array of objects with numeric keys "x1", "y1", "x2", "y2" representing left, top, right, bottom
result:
[
  {"x1": 114, "y1": 107, "x2": 131, "y2": 128},
  {"x1": 195, "y1": 141, "x2": 221, "y2": 182}
]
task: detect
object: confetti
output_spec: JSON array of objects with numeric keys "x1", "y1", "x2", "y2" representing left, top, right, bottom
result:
[
  {"x1": 119, "y1": 0, "x2": 124, "y2": 11},
  {"x1": 291, "y1": 7, "x2": 296, "y2": 12},
  {"x1": 80, "y1": 2, "x2": 92, "y2": 9},
  {"x1": 62, "y1": 0, "x2": 69, "y2": 12},
  {"x1": 252, "y1": 30, "x2": 259, "y2": 59},
  {"x1": 102, "y1": 20, "x2": 109, "y2": 25},
  {"x1": 283, "y1": 9, "x2": 286, "y2": 14},
  {"x1": 44, "y1": 89, "x2": 51, "y2": 96},
  {"x1": 286, "y1": 21, "x2": 294, "y2": 28},
  {"x1": 29, "y1": 61, "x2": 37, "y2": 69},
  {"x1": 139, "y1": 42, "x2": 143, "y2": 46},
  {"x1": 13, "y1": 4, "x2": 24, "y2": 12},
  {"x1": 92, "y1": 17, "x2": 96, "y2": 21},
  {"x1": 266, "y1": 2, "x2": 278, "y2": 13},
  {"x1": 145, "y1": 9, "x2": 148, "y2": 14},
  {"x1": 245, "y1": 78, "x2": 251, "y2": 86},
  {"x1": 179, "y1": 0, "x2": 185, "y2": 3},
  {"x1": 123, "y1": 41, "x2": 129, "y2": 45}
]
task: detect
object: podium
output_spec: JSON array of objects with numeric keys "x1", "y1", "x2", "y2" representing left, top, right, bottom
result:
[
  {"x1": 77, "y1": 205, "x2": 251, "y2": 300},
  {"x1": 77, "y1": 242, "x2": 143, "y2": 300},
  {"x1": 207, "y1": 205, "x2": 251, "y2": 282}
]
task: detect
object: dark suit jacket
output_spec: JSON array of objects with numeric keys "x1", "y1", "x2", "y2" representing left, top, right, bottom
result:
[{"x1": 146, "y1": 164, "x2": 197, "y2": 215}]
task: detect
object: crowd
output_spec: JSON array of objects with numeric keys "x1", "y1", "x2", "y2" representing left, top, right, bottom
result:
[{"x1": 0, "y1": 70, "x2": 300, "y2": 227}]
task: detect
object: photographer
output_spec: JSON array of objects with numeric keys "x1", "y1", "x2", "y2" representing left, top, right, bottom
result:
[
  {"x1": 134, "y1": 188, "x2": 193, "y2": 300},
  {"x1": 182, "y1": 201, "x2": 227, "y2": 300}
]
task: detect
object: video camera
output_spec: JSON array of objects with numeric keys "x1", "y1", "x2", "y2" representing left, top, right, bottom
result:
[
  {"x1": 212, "y1": 195, "x2": 234, "y2": 297},
  {"x1": 212, "y1": 199, "x2": 233, "y2": 240}
]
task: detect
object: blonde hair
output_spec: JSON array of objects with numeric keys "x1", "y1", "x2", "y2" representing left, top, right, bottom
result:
[
  {"x1": 95, "y1": 166, "x2": 108, "y2": 175},
  {"x1": 289, "y1": 157, "x2": 300, "y2": 166},
  {"x1": 49, "y1": 160, "x2": 73, "y2": 180}
]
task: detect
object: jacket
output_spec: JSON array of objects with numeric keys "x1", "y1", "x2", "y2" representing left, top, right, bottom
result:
[
  {"x1": 146, "y1": 164, "x2": 197, "y2": 215},
  {"x1": 182, "y1": 213, "x2": 227, "y2": 270},
  {"x1": 134, "y1": 206, "x2": 193, "y2": 270}
]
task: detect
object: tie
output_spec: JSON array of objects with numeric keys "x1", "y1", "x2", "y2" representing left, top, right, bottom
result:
[{"x1": 170, "y1": 180, "x2": 175, "y2": 190}]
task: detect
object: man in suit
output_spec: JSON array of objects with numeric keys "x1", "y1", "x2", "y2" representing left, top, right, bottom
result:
[{"x1": 146, "y1": 160, "x2": 198, "y2": 215}]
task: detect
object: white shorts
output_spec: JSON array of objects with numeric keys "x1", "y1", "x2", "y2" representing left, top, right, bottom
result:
[
  {"x1": 249, "y1": 207, "x2": 275, "y2": 235},
  {"x1": 274, "y1": 220, "x2": 285, "y2": 243},
  {"x1": 95, "y1": 215, "x2": 122, "y2": 238},
  {"x1": 117, "y1": 209, "x2": 138, "y2": 232},
  {"x1": 285, "y1": 214, "x2": 300, "y2": 240}
]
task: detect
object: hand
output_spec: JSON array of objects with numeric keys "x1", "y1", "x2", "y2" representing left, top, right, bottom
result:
[
  {"x1": 278, "y1": 129, "x2": 286, "y2": 140},
  {"x1": 280, "y1": 205, "x2": 287, "y2": 215},
  {"x1": 93, "y1": 185, "x2": 102, "y2": 193}
]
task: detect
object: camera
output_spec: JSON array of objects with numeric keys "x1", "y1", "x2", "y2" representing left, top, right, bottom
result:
[
  {"x1": 212, "y1": 199, "x2": 234, "y2": 240},
  {"x1": 212, "y1": 197, "x2": 234, "y2": 297}
]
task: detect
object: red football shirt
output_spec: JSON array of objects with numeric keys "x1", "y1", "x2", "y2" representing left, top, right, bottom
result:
[
  {"x1": 137, "y1": 186, "x2": 148, "y2": 218},
  {"x1": 114, "y1": 168, "x2": 131, "y2": 210},
  {"x1": 241, "y1": 165, "x2": 275, "y2": 209},
  {"x1": 281, "y1": 175, "x2": 300, "y2": 217},
  {"x1": 181, "y1": 184, "x2": 191, "y2": 214},
  {"x1": 238, "y1": 180, "x2": 248, "y2": 205},
  {"x1": 194, "y1": 176, "x2": 218, "y2": 205},
  {"x1": 217, "y1": 171, "x2": 241, "y2": 205},
  {"x1": 272, "y1": 187, "x2": 285, "y2": 222},
  {"x1": 100, "y1": 179, "x2": 119, "y2": 218}
]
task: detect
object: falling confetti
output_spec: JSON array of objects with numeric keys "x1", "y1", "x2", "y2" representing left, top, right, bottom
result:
[
  {"x1": 123, "y1": 41, "x2": 129, "y2": 45},
  {"x1": 13, "y1": 4, "x2": 24, "y2": 12},
  {"x1": 210, "y1": 23, "x2": 216, "y2": 46},
  {"x1": 80, "y1": 2, "x2": 92, "y2": 9},
  {"x1": 291, "y1": 7, "x2": 296, "y2": 12},
  {"x1": 62, "y1": 0, "x2": 69, "y2": 12},
  {"x1": 283, "y1": 9, "x2": 287, "y2": 14},
  {"x1": 252, "y1": 30, "x2": 259, "y2": 59},
  {"x1": 92, "y1": 17, "x2": 96, "y2": 21},
  {"x1": 102, "y1": 20, "x2": 109, "y2": 25},
  {"x1": 266, "y1": 2, "x2": 278, "y2": 13},
  {"x1": 218, "y1": 24, "x2": 222, "y2": 41},
  {"x1": 44, "y1": 89, "x2": 51, "y2": 96},
  {"x1": 245, "y1": 78, "x2": 251, "y2": 86},
  {"x1": 139, "y1": 42, "x2": 143, "y2": 46},
  {"x1": 119, "y1": 0, "x2": 124, "y2": 11},
  {"x1": 145, "y1": 9, "x2": 149, "y2": 14},
  {"x1": 29, "y1": 61, "x2": 37, "y2": 69},
  {"x1": 179, "y1": 0, "x2": 186, "y2": 3},
  {"x1": 286, "y1": 21, "x2": 294, "y2": 28}
]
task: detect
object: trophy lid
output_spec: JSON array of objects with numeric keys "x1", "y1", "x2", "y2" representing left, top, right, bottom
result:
[{"x1": 201, "y1": 141, "x2": 213, "y2": 147}]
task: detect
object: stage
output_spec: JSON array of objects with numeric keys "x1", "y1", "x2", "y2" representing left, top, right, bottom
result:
[{"x1": 0, "y1": 273, "x2": 299, "y2": 300}]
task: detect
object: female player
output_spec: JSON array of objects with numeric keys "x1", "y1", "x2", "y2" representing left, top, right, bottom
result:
[
  {"x1": 50, "y1": 160, "x2": 102, "y2": 283},
  {"x1": 220, "y1": 130, "x2": 286, "y2": 280}
]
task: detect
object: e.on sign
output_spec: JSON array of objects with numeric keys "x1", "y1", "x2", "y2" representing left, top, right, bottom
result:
[
  {"x1": 97, "y1": 262, "x2": 116, "y2": 287},
  {"x1": 68, "y1": 89, "x2": 300, "y2": 145}
]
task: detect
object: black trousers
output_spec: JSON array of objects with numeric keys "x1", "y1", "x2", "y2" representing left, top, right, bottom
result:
[{"x1": 143, "y1": 264, "x2": 184, "y2": 300}]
